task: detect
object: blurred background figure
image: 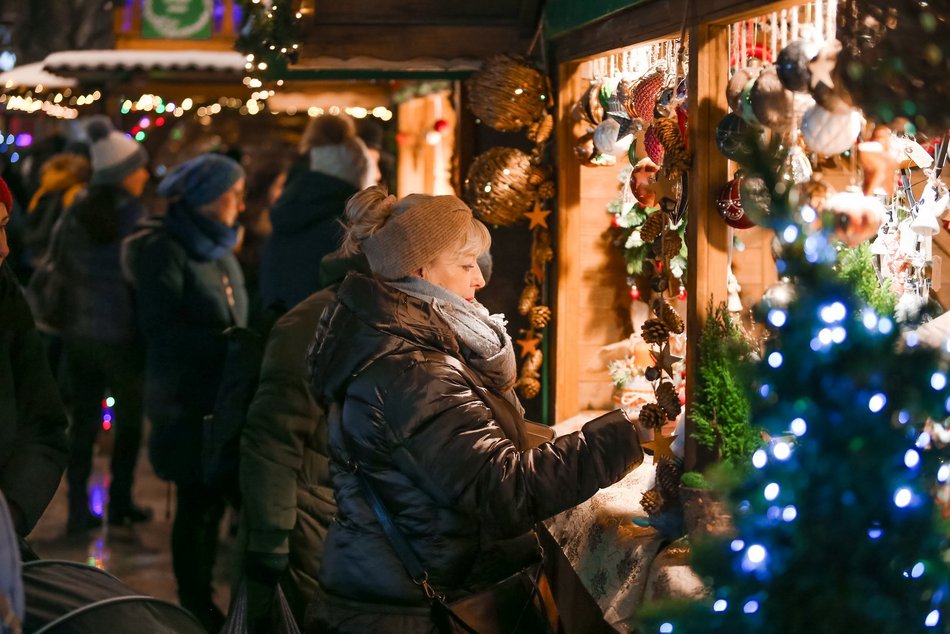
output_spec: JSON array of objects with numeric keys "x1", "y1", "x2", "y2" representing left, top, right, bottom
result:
[
  {"x1": 123, "y1": 153, "x2": 248, "y2": 632},
  {"x1": 258, "y1": 114, "x2": 375, "y2": 313},
  {"x1": 56, "y1": 116, "x2": 151, "y2": 535}
]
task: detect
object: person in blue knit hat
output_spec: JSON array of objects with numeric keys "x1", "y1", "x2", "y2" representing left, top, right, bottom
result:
[{"x1": 123, "y1": 152, "x2": 248, "y2": 632}]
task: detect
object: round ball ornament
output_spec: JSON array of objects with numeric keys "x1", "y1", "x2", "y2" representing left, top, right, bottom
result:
[
  {"x1": 775, "y1": 40, "x2": 821, "y2": 92},
  {"x1": 466, "y1": 55, "x2": 549, "y2": 133},
  {"x1": 464, "y1": 147, "x2": 548, "y2": 226},
  {"x1": 801, "y1": 105, "x2": 864, "y2": 156},
  {"x1": 717, "y1": 176, "x2": 756, "y2": 229},
  {"x1": 750, "y1": 66, "x2": 795, "y2": 134},
  {"x1": 825, "y1": 187, "x2": 886, "y2": 247},
  {"x1": 573, "y1": 80, "x2": 604, "y2": 125},
  {"x1": 715, "y1": 112, "x2": 759, "y2": 163},
  {"x1": 727, "y1": 65, "x2": 763, "y2": 115}
]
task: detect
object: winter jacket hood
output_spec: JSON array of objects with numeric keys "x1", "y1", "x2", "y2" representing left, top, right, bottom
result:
[{"x1": 28, "y1": 154, "x2": 90, "y2": 214}]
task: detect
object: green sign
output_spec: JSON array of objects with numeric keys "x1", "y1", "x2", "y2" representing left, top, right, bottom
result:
[{"x1": 143, "y1": 0, "x2": 213, "y2": 40}]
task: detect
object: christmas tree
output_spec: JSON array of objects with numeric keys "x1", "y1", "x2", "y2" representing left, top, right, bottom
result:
[{"x1": 640, "y1": 140, "x2": 950, "y2": 632}]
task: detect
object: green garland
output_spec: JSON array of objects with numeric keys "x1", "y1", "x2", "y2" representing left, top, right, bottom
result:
[
  {"x1": 235, "y1": 0, "x2": 300, "y2": 72},
  {"x1": 834, "y1": 242, "x2": 897, "y2": 317},
  {"x1": 690, "y1": 301, "x2": 760, "y2": 469}
]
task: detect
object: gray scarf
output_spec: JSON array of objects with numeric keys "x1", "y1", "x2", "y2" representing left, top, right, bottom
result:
[{"x1": 387, "y1": 277, "x2": 523, "y2": 415}]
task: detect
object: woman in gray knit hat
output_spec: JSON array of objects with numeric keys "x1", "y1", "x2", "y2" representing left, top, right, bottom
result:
[{"x1": 307, "y1": 187, "x2": 644, "y2": 633}]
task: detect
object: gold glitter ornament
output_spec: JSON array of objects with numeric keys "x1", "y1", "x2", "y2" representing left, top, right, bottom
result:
[
  {"x1": 464, "y1": 147, "x2": 546, "y2": 226},
  {"x1": 466, "y1": 55, "x2": 549, "y2": 133},
  {"x1": 641, "y1": 318, "x2": 670, "y2": 344}
]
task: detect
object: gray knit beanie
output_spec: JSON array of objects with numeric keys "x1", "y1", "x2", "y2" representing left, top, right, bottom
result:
[
  {"x1": 362, "y1": 193, "x2": 473, "y2": 280},
  {"x1": 85, "y1": 115, "x2": 148, "y2": 186}
]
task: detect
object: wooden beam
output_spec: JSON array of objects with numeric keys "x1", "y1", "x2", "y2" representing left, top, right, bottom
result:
[
  {"x1": 684, "y1": 22, "x2": 732, "y2": 473},
  {"x1": 297, "y1": 25, "x2": 530, "y2": 63}
]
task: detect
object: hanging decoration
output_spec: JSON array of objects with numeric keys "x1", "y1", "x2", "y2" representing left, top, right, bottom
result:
[
  {"x1": 235, "y1": 0, "x2": 303, "y2": 77},
  {"x1": 463, "y1": 54, "x2": 556, "y2": 400}
]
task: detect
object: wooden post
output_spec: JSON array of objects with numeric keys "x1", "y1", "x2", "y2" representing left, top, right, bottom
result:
[{"x1": 684, "y1": 22, "x2": 731, "y2": 473}]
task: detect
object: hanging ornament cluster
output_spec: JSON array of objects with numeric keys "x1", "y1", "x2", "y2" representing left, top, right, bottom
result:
[
  {"x1": 463, "y1": 55, "x2": 555, "y2": 400},
  {"x1": 235, "y1": 0, "x2": 303, "y2": 76},
  {"x1": 837, "y1": 0, "x2": 950, "y2": 137}
]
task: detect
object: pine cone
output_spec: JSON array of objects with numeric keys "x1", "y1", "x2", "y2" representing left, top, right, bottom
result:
[
  {"x1": 639, "y1": 402, "x2": 666, "y2": 430},
  {"x1": 640, "y1": 489, "x2": 664, "y2": 516},
  {"x1": 656, "y1": 455, "x2": 684, "y2": 499},
  {"x1": 530, "y1": 305, "x2": 552, "y2": 330},
  {"x1": 640, "y1": 211, "x2": 666, "y2": 243},
  {"x1": 662, "y1": 230, "x2": 682, "y2": 261},
  {"x1": 653, "y1": 116, "x2": 691, "y2": 179},
  {"x1": 517, "y1": 376, "x2": 541, "y2": 399},
  {"x1": 658, "y1": 300, "x2": 685, "y2": 335},
  {"x1": 519, "y1": 285, "x2": 539, "y2": 315},
  {"x1": 538, "y1": 180, "x2": 556, "y2": 201},
  {"x1": 528, "y1": 113, "x2": 554, "y2": 144},
  {"x1": 641, "y1": 318, "x2": 670, "y2": 344},
  {"x1": 656, "y1": 381, "x2": 682, "y2": 419}
]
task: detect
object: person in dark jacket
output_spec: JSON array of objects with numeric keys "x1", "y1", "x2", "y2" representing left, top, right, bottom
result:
[
  {"x1": 241, "y1": 189, "x2": 497, "y2": 630},
  {"x1": 0, "y1": 176, "x2": 69, "y2": 541},
  {"x1": 307, "y1": 188, "x2": 644, "y2": 633},
  {"x1": 24, "y1": 146, "x2": 90, "y2": 267},
  {"x1": 123, "y1": 153, "x2": 248, "y2": 632},
  {"x1": 258, "y1": 114, "x2": 375, "y2": 311},
  {"x1": 58, "y1": 116, "x2": 152, "y2": 534}
]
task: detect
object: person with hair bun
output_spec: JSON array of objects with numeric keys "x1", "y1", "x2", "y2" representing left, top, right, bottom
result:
[
  {"x1": 306, "y1": 187, "x2": 644, "y2": 633},
  {"x1": 259, "y1": 114, "x2": 377, "y2": 313}
]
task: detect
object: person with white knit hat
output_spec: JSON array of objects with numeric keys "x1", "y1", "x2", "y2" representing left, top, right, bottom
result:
[{"x1": 55, "y1": 115, "x2": 152, "y2": 535}]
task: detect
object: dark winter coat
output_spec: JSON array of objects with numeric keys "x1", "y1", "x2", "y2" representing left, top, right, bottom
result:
[
  {"x1": 123, "y1": 218, "x2": 248, "y2": 484},
  {"x1": 259, "y1": 160, "x2": 358, "y2": 311},
  {"x1": 59, "y1": 186, "x2": 145, "y2": 343},
  {"x1": 24, "y1": 154, "x2": 90, "y2": 264},
  {"x1": 0, "y1": 264, "x2": 68, "y2": 535},
  {"x1": 241, "y1": 251, "x2": 370, "y2": 620},
  {"x1": 309, "y1": 273, "x2": 643, "y2": 605}
]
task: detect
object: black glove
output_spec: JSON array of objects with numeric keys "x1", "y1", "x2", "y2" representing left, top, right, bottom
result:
[{"x1": 244, "y1": 551, "x2": 289, "y2": 634}]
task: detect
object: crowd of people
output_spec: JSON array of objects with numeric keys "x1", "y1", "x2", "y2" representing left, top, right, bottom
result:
[{"x1": 0, "y1": 111, "x2": 645, "y2": 633}]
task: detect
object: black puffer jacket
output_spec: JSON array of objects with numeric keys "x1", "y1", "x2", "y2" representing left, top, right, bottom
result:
[{"x1": 309, "y1": 273, "x2": 643, "y2": 604}]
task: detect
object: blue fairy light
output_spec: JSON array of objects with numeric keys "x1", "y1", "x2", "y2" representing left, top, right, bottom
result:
[
  {"x1": 782, "y1": 505, "x2": 797, "y2": 521},
  {"x1": 938, "y1": 465, "x2": 949, "y2": 483},
  {"x1": 906, "y1": 331, "x2": 920, "y2": 347},
  {"x1": 759, "y1": 384, "x2": 772, "y2": 398},
  {"x1": 917, "y1": 432, "x2": 932, "y2": 449},
  {"x1": 782, "y1": 225, "x2": 799, "y2": 243},
  {"x1": 925, "y1": 610, "x2": 940, "y2": 627},
  {"x1": 747, "y1": 545, "x2": 767, "y2": 563},
  {"x1": 764, "y1": 483, "x2": 780, "y2": 501},
  {"x1": 768, "y1": 309, "x2": 787, "y2": 328},
  {"x1": 731, "y1": 539, "x2": 746, "y2": 552},
  {"x1": 899, "y1": 410, "x2": 911, "y2": 424},
  {"x1": 931, "y1": 372, "x2": 947, "y2": 390},
  {"x1": 868, "y1": 393, "x2": 887, "y2": 413},
  {"x1": 767, "y1": 506, "x2": 781, "y2": 521},
  {"x1": 868, "y1": 527, "x2": 884, "y2": 539},
  {"x1": 743, "y1": 600, "x2": 760, "y2": 614},
  {"x1": 819, "y1": 302, "x2": 847, "y2": 323},
  {"x1": 659, "y1": 623, "x2": 673, "y2": 634},
  {"x1": 894, "y1": 487, "x2": 913, "y2": 508},
  {"x1": 772, "y1": 441, "x2": 791, "y2": 461},
  {"x1": 810, "y1": 337, "x2": 823, "y2": 352},
  {"x1": 752, "y1": 449, "x2": 768, "y2": 469},
  {"x1": 768, "y1": 352, "x2": 783, "y2": 368},
  {"x1": 911, "y1": 562, "x2": 925, "y2": 578},
  {"x1": 904, "y1": 449, "x2": 920, "y2": 469},
  {"x1": 790, "y1": 418, "x2": 807, "y2": 436},
  {"x1": 804, "y1": 234, "x2": 823, "y2": 263},
  {"x1": 713, "y1": 599, "x2": 728, "y2": 613},
  {"x1": 879, "y1": 317, "x2": 894, "y2": 334},
  {"x1": 831, "y1": 327, "x2": 846, "y2": 344},
  {"x1": 818, "y1": 328, "x2": 833, "y2": 345},
  {"x1": 863, "y1": 311, "x2": 879, "y2": 330},
  {"x1": 800, "y1": 205, "x2": 817, "y2": 223}
]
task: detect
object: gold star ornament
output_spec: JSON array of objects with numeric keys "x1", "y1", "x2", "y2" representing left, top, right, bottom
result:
[
  {"x1": 651, "y1": 341, "x2": 683, "y2": 380},
  {"x1": 516, "y1": 335, "x2": 541, "y2": 357},
  {"x1": 808, "y1": 41, "x2": 840, "y2": 92},
  {"x1": 525, "y1": 202, "x2": 551, "y2": 229},
  {"x1": 642, "y1": 433, "x2": 677, "y2": 460}
]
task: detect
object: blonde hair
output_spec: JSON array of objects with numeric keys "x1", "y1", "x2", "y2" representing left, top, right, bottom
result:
[
  {"x1": 451, "y1": 217, "x2": 492, "y2": 260},
  {"x1": 339, "y1": 186, "x2": 396, "y2": 256},
  {"x1": 298, "y1": 114, "x2": 356, "y2": 154}
]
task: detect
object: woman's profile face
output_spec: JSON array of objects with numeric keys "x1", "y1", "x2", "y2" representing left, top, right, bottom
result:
[
  {"x1": 203, "y1": 178, "x2": 246, "y2": 227},
  {"x1": 421, "y1": 251, "x2": 486, "y2": 301}
]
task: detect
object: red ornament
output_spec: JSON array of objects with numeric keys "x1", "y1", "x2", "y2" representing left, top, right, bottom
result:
[
  {"x1": 716, "y1": 177, "x2": 756, "y2": 229},
  {"x1": 678, "y1": 288, "x2": 687, "y2": 301},
  {"x1": 434, "y1": 119, "x2": 449, "y2": 133},
  {"x1": 630, "y1": 285, "x2": 641, "y2": 300}
]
